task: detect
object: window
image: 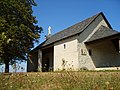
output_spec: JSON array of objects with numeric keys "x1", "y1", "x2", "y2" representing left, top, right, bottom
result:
[
  {"x1": 64, "y1": 44, "x2": 66, "y2": 49},
  {"x1": 81, "y1": 49, "x2": 87, "y2": 55},
  {"x1": 89, "y1": 49, "x2": 92, "y2": 56}
]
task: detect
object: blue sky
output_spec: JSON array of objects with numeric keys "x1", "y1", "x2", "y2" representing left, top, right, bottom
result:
[
  {"x1": 0, "y1": 0, "x2": 120, "y2": 72},
  {"x1": 33, "y1": 0, "x2": 120, "y2": 46}
]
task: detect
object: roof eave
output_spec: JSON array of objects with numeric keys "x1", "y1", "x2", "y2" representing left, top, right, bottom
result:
[{"x1": 85, "y1": 33, "x2": 120, "y2": 44}]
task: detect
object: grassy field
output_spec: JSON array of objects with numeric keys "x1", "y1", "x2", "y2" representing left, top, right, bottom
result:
[{"x1": 0, "y1": 71, "x2": 120, "y2": 90}]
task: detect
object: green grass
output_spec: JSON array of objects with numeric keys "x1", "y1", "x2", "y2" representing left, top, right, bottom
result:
[{"x1": 0, "y1": 71, "x2": 120, "y2": 90}]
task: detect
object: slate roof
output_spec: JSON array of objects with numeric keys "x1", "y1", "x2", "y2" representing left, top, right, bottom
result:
[
  {"x1": 32, "y1": 12, "x2": 113, "y2": 51},
  {"x1": 86, "y1": 25, "x2": 120, "y2": 43}
]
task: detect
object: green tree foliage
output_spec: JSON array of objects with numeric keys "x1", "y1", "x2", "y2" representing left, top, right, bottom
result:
[{"x1": 0, "y1": 0, "x2": 42, "y2": 72}]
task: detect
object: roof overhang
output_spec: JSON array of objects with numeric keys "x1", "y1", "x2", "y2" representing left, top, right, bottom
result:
[{"x1": 85, "y1": 33, "x2": 120, "y2": 45}]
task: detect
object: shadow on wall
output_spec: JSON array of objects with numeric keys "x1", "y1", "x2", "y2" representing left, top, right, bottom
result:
[{"x1": 86, "y1": 39, "x2": 120, "y2": 68}]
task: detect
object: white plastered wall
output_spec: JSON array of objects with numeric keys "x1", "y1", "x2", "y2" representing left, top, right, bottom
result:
[{"x1": 54, "y1": 36, "x2": 78, "y2": 71}]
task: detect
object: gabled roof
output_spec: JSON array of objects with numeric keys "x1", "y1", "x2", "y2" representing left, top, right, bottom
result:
[
  {"x1": 33, "y1": 12, "x2": 112, "y2": 51},
  {"x1": 86, "y1": 25, "x2": 120, "y2": 43}
]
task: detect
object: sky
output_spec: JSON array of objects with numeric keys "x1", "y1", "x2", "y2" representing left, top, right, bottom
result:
[
  {"x1": 33, "y1": 0, "x2": 120, "y2": 46},
  {"x1": 0, "y1": 0, "x2": 120, "y2": 72}
]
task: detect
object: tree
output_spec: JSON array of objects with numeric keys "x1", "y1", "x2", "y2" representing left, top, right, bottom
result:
[{"x1": 0, "y1": 0, "x2": 42, "y2": 72}]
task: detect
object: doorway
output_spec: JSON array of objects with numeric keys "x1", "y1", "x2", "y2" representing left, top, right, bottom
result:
[{"x1": 42, "y1": 46, "x2": 54, "y2": 72}]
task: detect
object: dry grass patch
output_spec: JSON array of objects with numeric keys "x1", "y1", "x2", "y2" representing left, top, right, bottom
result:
[{"x1": 0, "y1": 71, "x2": 120, "y2": 90}]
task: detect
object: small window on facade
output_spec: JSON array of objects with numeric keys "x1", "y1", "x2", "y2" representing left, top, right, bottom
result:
[
  {"x1": 89, "y1": 49, "x2": 92, "y2": 56},
  {"x1": 81, "y1": 49, "x2": 87, "y2": 55},
  {"x1": 64, "y1": 44, "x2": 66, "y2": 49}
]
